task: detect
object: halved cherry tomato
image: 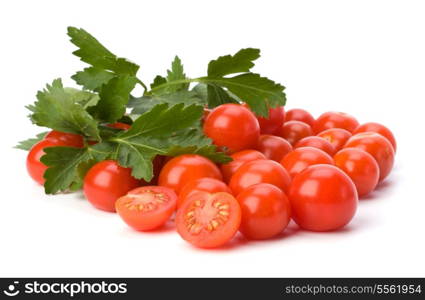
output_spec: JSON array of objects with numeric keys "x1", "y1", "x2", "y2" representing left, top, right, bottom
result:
[
  {"x1": 178, "y1": 178, "x2": 232, "y2": 208},
  {"x1": 334, "y1": 148, "x2": 379, "y2": 197},
  {"x1": 236, "y1": 183, "x2": 291, "y2": 240},
  {"x1": 158, "y1": 154, "x2": 222, "y2": 194},
  {"x1": 313, "y1": 111, "x2": 359, "y2": 134},
  {"x1": 44, "y1": 130, "x2": 84, "y2": 148},
  {"x1": 256, "y1": 134, "x2": 293, "y2": 162},
  {"x1": 289, "y1": 164, "x2": 358, "y2": 231},
  {"x1": 344, "y1": 132, "x2": 394, "y2": 182},
  {"x1": 285, "y1": 108, "x2": 315, "y2": 127},
  {"x1": 203, "y1": 104, "x2": 260, "y2": 153},
  {"x1": 176, "y1": 191, "x2": 241, "y2": 248},
  {"x1": 229, "y1": 159, "x2": 291, "y2": 195},
  {"x1": 294, "y1": 136, "x2": 336, "y2": 156},
  {"x1": 280, "y1": 147, "x2": 334, "y2": 178},
  {"x1": 353, "y1": 122, "x2": 396, "y2": 152},
  {"x1": 106, "y1": 122, "x2": 131, "y2": 130},
  {"x1": 255, "y1": 106, "x2": 286, "y2": 135},
  {"x1": 220, "y1": 150, "x2": 266, "y2": 183},
  {"x1": 115, "y1": 186, "x2": 177, "y2": 231},
  {"x1": 83, "y1": 160, "x2": 141, "y2": 212},
  {"x1": 278, "y1": 120, "x2": 313, "y2": 145},
  {"x1": 316, "y1": 128, "x2": 352, "y2": 151}
]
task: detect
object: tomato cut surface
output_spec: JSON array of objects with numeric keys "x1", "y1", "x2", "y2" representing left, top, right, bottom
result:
[
  {"x1": 176, "y1": 192, "x2": 241, "y2": 248},
  {"x1": 178, "y1": 178, "x2": 232, "y2": 208},
  {"x1": 116, "y1": 186, "x2": 177, "y2": 231}
]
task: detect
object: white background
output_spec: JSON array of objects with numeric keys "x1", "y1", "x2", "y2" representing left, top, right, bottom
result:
[{"x1": 1, "y1": 0, "x2": 424, "y2": 277}]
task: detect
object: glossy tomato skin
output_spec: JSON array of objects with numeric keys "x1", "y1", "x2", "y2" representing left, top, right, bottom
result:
[
  {"x1": 353, "y1": 122, "x2": 396, "y2": 152},
  {"x1": 176, "y1": 191, "x2": 241, "y2": 248},
  {"x1": 316, "y1": 128, "x2": 352, "y2": 151},
  {"x1": 256, "y1": 134, "x2": 293, "y2": 162},
  {"x1": 106, "y1": 122, "x2": 131, "y2": 130},
  {"x1": 44, "y1": 130, "x2": 84, "y2": 148},
  {"x1": 115, "y1": 186, "x2": 177, "y2": 231},
  {"x1": 334, "y1": 148, "x2": 379, "y2": 197},
  {"x1": 26, "y1": 139, "x2": 67, "y2": 185},
  {"x1": 344, "y1": 132, "x2": 394, "y2": 181},
  {"x1": 237, "y1": 183, "x2": 291, "y2": 240},
  {"x1": 220, "y1": 150, "x2": 266, "y2": 183},
  {"x1": 83, "y1": 160, "x2": 141, "y2": 212},
  {"x1": 313, "y1": 111, "x2": 359, "y2": 134},
  {"x1": 281, "y1": 147, "x2": 334, "y2": 178},
  {"x1": 285, "y1": 108, "x2": 315, "y2": 127},
  {"x1": 178, "y1": 178, "x2": 232, "y2": 208},
  {"x1": 295, "y1": 136, "x2": 336, "y2": 156},
  {"x1": 229, "y1": 159, "x2": 292, "y2": 196},
  {"x1": 158, "y1": 154, "x2": 222, "y2": 194},
  {"x1": 289, "y1": 164, "x2": 358, "y2": 231},
  {"x1": 256, "y1": 106, "x2": 286, "y2": 135},
  {"x1": 278, "y1": 120, "x2": 313, "y2": 145},
  {"x1": 203, "y1": 104, "x2": 260, "y2": 153}
]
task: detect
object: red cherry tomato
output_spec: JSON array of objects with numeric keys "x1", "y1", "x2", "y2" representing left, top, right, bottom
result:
[
  {"x1": 285, "y1": 108, "x2": 315, "y2": 127},
  {"x1": 278, "y1": 120, "x2": 313, "y2": 145},
  {"x1": 178, "y1": 178, "x2": 232, "y2": 208},
  {"x1": 334, "y1": 148, "x2": 379, "y2": 197},
  {"x1": 289, "y1": 164, "x2": 358, "y2": 231},
  {"x1": 281, "y1": 147, "x2": 334, "y2": 178},
  {"x1": 256, "y1": 106, "x2": 286, "y2": 135},
  {"x1": 256, "y1": 135, "x2": 293, "y2": 162},
  {"x1": 344, "y1": 132, "x2": 394, "y2": 182},
  {"x1": 106, "y1": 122, "x2": 131, "y2": 130},
  {"x1": 229, "y1": 159, "x2": 291, "y2": 196},
  {"x1": 44, "y1": 130, "x2": 84, "y2": 148},
  {"x1": 313, "y1": 111, "x2": 359, "y2": 134},
  {"x1": 26, "y1": 139, "x2": 67, "y2": 185},
  {"x1": 203, "y1": 104, "x2": 260, "y2": 153},
  {"x1": 83, "y1": 160, "x2": 141, "y2": 212},
  {"x1": 236, "y1": 183, "x2": 291, "y2": 240},
  {"x1": 295, "y1": 136, "x2": 336, "y2": 156},
  {"x1": 140, "y1": 155, "x2": 164, "y2": 186},
  {"x1": 353, "y1": 122, "x2": 396, "y2": 152},
  {"x1": 158, "y1": 154, "x2": 222, "y2": 194},
  {"x1": 115, "y1": 186, "x2": 177, "y2": 231},
  {"x1": 220, "y1": 150, "x2": 266, "y2": 183},
  {"x1": 176, "y1": 191, "x2": 241, "y2": 248},
  {"x1": 316, "y1": 128, "x2": 352, "y2": 151}
]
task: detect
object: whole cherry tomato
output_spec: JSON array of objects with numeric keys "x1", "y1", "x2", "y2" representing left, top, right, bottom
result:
[
  {"x1": 313, "y1": 111, "x2": 359, "y2": 134},
  {"x1": 353, "y1": 122, "x2": 396, "y2": 152},
  {"x1": 255, "y1": 106, "x2": 286, "y2": 135},
  {"x1": 220, "y1": 150, "x2": 266, "y2": 183},
  {"x1": 158, "y1": 154, "x2": 222, "y2": 194},
  {"x1": 203, "y1": 104, "x2": 260, "y2": 153},
  {"x1": 44, "y1": 130, "x2": 84, "y2": 148},
  {"x1": 294, "y1": 136, "x2": 336, "y2": 156},
  {"x1": 334, "y1": 148, "x2": 379, "y2": 197},
  {"x1": 285, "y1": 108, "x2": 315, "y2": 127},
  {"x1": 256, "y1": 134, "x2": 293, "y2": 162},
  {"x1": 316, "y1": 128, "x2": 352, "y2": 151},
  {"x1": 344, "y1": 132, "x2": 395, "y2": 182},
  {"x1": 236, "y1": 183, "x2": 291, "y2": 240},
  {"x1": 289, "y1": 164, "x2": 358, "y2": 231},
  {"x1": 178, "y1": 178, "x2": 232, "y2": 208},
  {"x1": 278, "y1": 120, "x2": 313, "y2": 145},
  {"x1": 106, "y1": 122, "x2": 131, "y2": 130}
]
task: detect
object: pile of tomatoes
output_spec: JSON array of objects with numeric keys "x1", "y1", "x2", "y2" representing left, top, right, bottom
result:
[{"x1": 26, "y1": 103, "x2": 396, "y2": 249}]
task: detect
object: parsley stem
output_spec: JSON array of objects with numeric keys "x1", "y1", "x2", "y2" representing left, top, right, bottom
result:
[
  {"x1": 136, "y1": 78, "x2": 148, "y2": 92},
  {"x1": 146, "y1": 78, "x2": 200, "y2": 95}
]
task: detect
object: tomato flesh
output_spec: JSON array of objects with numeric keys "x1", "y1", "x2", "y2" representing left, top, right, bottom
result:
[{"x1": 178, "y1": 178, "x2": 232, "y2": 208}]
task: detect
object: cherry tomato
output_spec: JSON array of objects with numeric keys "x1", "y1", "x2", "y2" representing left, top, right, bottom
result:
[
  {"x1": 256, "y1": 134, "x2": 293, "y2": 162},
  {"x1": 158, "y1": 154, "x2": 222, "y2": 194},
  {"x1": 83, "y1": 160, "x2": 141, "y2": 212},
  {"x1": 294, "y1": 136, "x2": 336, "y2": 156},
  {"x1": 334, "y1": 148, "x2": 379, "y2": 197},
  {"x1": 26, "y1": 139, "x2": 67, "y2": 185},
  {"x1": 140, "y1": 155, "x2": 164, "y2": 186},
  {"x1": 178, "y1": 178, "x2": 232, "y2": 208},
  {"x1": 316, "y1": 128, "x2": 352, "y2": 151},
  {"x1": 353, "y1": 122, "x2": 396, "y2": 152},
  {"x1": 313, "y1": 111, "x2": 359, "y2": 134},
  {"x1": 106, "y1": 122, "x2": 131, "y2": 130},
  {"x1": 255, "y1": 106, "x2": 286, "y2": 135},
  {"x1": 220, "y1": 150, "x2": 266, "y2": 183},
  {"x1": 344, "y1": 132, "x2": 394, "y2": 181},
  {"x1": 278, "y1": 120, "x2": 313, "y2": 145},
  {"x1": 236, "y1": 183, "x2": 291, "y2": 240},
  {"x1": 281, "y1": 147, "x2": 334, "y2": 178},
  {"x1": 115, "y1": 186, "x2": 177, "y2": 231},
  {"x1": 285, "y1": 108, "x2": 315, "y2": 127},
  {"x1": 203, "y1": 104, "x2": 260, "y2": 153},
  {"x1": 176, "y1": 191, "x2": 241, "y2": 248},
  {"x1": 289, "y1": 164, "x2": 358, "y2": 231},
  {"x1": 229, "y1": 159, "x2": 291, "y2": 195},
  {"x1": 44, "y1": 130, "x2": 84, "y2": 148}
]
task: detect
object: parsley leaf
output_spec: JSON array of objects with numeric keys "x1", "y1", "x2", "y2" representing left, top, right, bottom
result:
[
  {"x1": 71, "y1": 67, "x2": 115, "y2": 91},
  {"x1": 15, "y1": 132, "x2": 48, "y2": 151},
  {"x1": 208, "y1": 48, "x2": 260, "y2": 77}
]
